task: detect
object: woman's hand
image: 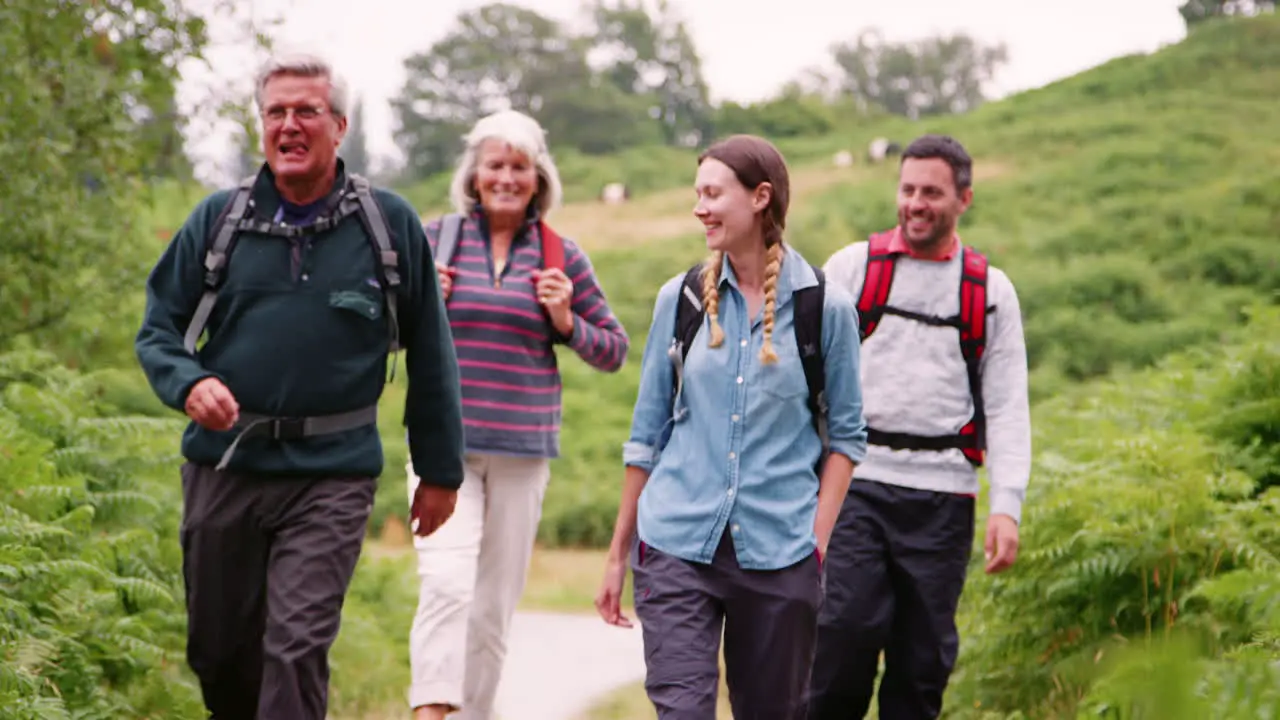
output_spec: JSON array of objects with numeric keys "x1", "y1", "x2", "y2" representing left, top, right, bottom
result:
[
  {"x1": 533, "y1": 267, "x2": 574, "y2": 336},
  {"x1": 436, "y1": 261, "x2": 455, "y2": 300},
  {"x1": 594, "y1": 555, "x2": 633, "y2": 628}
]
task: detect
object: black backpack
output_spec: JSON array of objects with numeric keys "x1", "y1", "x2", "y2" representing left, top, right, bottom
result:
[{"x1": 667, "y1": 261, "x2": 830, "y2": 463}]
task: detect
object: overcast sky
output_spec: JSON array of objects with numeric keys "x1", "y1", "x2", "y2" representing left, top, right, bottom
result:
[{"x1": 176, "y1": 0, "x2": 1189, "y2": 183}]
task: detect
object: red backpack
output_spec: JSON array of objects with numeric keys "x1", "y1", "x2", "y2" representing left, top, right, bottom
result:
[
  {"x1": 855, "y1": 228, "x2": 990, "y2": 467},
  {"x1": 433, "y1": 213, "x2": 565, "y2": 272}
]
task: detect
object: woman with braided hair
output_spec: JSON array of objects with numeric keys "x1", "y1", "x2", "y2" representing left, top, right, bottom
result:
[{"x1": 594, "y1": 134, "x2": 869, "y2": 718}]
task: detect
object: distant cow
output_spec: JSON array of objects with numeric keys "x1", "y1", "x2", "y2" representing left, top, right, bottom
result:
[
  {"x1": 867, "y1": 137, "x2": 903, "y2": 164},
  {"x1": 599, "y1": 182, "x2": 630, "y2": 204},
  {"x1": 832, "y1": 150, "x2": 853, "y2": 168}
]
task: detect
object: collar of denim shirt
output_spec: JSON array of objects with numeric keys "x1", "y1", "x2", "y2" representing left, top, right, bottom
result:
[{"x1": 712, "y1": 243, "x2": 819, "y2": 311}]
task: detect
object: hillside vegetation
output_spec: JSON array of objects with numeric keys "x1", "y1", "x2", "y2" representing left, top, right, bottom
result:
[
  {"x1": 522, "y1": 14, "x2": 1280, "y2": 546},
  {"x1": 3, "y1": 12, "x2": 1278, "y2": 720},
  {"x1": 585, "y1": 303, "x2": 1280, "y2": 718}
]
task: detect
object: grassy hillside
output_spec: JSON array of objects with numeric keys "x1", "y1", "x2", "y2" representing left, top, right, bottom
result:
[{"x1": 530, "y1": 14, "x2": 1280, "y2": 547}]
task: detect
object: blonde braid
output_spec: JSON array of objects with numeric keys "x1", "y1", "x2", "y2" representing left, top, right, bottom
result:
[
  {"x1": 759, "y1": 241, "x2": 784, "y2": 365},
  {"x1": 701, "y1": 251, "x2": 725, "y2": 348}
]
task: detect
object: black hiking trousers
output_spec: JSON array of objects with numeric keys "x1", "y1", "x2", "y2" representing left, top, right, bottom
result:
[
  {"x1": 179, "y1": 462, "x2": 375, "y2": 720},
  {"x1": 805, "y1": 479, "x2": 975, "y2": 720}
]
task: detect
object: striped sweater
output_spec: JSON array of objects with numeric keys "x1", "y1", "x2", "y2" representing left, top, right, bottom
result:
[{"x1": 423, "y1": 208, "x2": 629, "y2": 458}]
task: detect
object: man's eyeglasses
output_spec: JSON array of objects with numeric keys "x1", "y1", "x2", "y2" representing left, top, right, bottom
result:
[{"x1": 261, "y1": 105, "x2": 327, "y2": 124}]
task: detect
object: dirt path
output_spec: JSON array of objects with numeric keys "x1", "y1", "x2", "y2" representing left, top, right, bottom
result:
[
  {"x1": 364, "y1": 532, "x2": 645, "y2": 719},
  {"x1": 491, "y1": 610, "x2": 645, "y2": 720}
]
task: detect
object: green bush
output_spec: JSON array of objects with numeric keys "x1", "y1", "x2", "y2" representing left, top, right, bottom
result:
[
  {"x1": 0, "y1": 350, "x2": 205, "y2": 719},
  {"x1": 942, "y1": 305, "x2": 1280, "y2": 718}
]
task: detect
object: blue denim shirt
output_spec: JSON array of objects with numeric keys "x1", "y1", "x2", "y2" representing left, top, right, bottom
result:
[{"x1": 623, "y1": 246, "x2": 868, "y2": 570}]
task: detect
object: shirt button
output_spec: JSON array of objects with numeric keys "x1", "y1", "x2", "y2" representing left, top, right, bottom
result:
[
  {"x1": 728, "y1": 452, "x2": 735, "y2": 459},
  {"x1": 301, "y1": 273, "x2": 309, "y2": 281},
  {"x1": 731, "y1": 414, "x2": 740, "y2": 422},
  {"x1": 732, "y1": 524, "x2": 740, "y2": 533},
  {"x1": 740, "y1": 339, "x2": 747, "y2": 347},
  {"x1": 736, "y1": 376, "x2": 743, "y2": 384},
  {"x1": 727, "y1": 488, "x2": 734, "y2": 497}
]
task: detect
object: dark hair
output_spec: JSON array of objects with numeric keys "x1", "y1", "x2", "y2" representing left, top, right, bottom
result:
[
  {"x1": 902, "y1": 134, "x2": 973, "y2": 192},
  {"x1": 697, "y1": 134, "x2": 791, "y2": 248}
]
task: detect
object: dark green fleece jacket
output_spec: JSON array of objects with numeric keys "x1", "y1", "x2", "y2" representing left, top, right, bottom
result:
[{"x1": 135, "y1": 162, "x2": 465, "y2": 489}]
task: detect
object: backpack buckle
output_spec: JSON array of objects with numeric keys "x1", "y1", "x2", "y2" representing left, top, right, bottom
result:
[
  {"x1": 269, "y1": 417, "x2": 308, "y2": 440},
  {"x1": 202, "y1": 251, "x2": 228, "y2": 289}
]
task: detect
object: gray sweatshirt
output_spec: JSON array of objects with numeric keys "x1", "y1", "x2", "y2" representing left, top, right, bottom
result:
[{"x1": 823, "y1": 240, "x2": 1033, "y2": 523}]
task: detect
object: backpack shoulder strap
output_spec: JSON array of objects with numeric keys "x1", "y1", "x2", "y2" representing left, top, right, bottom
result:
[
  {"x1": 856, "y1": 228, "x2": 900, "y2": 341},
  {"x1": 793, "y1": 264, "x2": 828, "y2": 452},
  {"x1": 348, "y1": 174, "x2": 402, "y2": 358},
  {"x1": 435, "y1": 212, "x2": 465, "y2": 267},
  {"x1": 957, "y1": 245, "x2": 990, "y2": 466},
  {"x1": 183, "y1": 174, "x2": 256, "y2": 354},
  {"x1": 539, "y1": 221, "x2": 566, "y2": 272},
  {"x1": 674, "y1": 264, "x2": 707, "y2": 363},
  {"x1": 667, "y1": 263, "x2": 707, "y2": 409},
  {"x1": 959, "y1": 245, "x2": 990, "y2": 362}
]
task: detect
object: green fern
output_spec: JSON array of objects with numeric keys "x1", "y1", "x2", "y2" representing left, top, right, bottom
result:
[
  {"x1": 0, "y1": 351, "x2": 202, "y2": 718},
  {"x1": 944, "y1": 306, "x2": 1280, "y2": 718}
]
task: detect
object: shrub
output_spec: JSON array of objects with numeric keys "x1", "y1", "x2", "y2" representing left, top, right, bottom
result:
[{"x1": 943, "y1": 306, "x2": 1280, "y2": 718}]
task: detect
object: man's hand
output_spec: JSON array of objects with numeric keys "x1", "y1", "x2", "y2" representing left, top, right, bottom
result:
[
  {"x1": 984, "y1": 513, "x2": 1020, "y2": 574},
  {"x1": 185, "y1": 377, "x2": 239, "y2": 431},
  {"x1": 411, "y1": 483, "x2": 458, "y2": 538}
]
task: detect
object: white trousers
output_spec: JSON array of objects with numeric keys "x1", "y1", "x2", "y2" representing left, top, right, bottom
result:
[{"x1": 406, "y1": 453, "x2": 552, "y2": 718}]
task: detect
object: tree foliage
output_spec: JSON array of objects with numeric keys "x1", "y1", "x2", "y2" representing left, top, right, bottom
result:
[
  {"x1": 1180, "y1": 0, "x2": 1276, "y2": 28},
  {"x1": 392, "y1": 3, "x2": 588, "y2": 178},
  {"x1": 0, "y1": 0, "x2": 205, "y2": 358},
  {"x1": 830, "y1": 29, "x2": 1009, "y2": 119},
  {"x1": 588, "y1": 0, "x2": 714, "y2": 146},
  {"x1": 340, "y1": 96, "x2": 372, "y2": 177},
  {"x1": 390, "y1": 1, "x2": 710, "y2": 180}
]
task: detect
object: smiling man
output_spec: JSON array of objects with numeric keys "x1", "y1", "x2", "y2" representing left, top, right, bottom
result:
[
  {"x1": 806, "y1": 134, "x2": 1032, "y2": 720},
  {"x1": 135, "y1": 52, "x2": 465, "y2": 719}
]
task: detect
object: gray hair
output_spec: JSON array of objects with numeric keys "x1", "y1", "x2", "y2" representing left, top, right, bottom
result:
[
  {"x1": 253, "y1": 51, "x2": 350, "y2": 118},
  {"x1": 448, "y1": 109, "x2": 564, "y2": 219}
]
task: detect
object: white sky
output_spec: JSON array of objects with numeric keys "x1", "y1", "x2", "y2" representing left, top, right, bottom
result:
[{"x1": 177, "y1": 0, "x2": 1189, "y2": 183}]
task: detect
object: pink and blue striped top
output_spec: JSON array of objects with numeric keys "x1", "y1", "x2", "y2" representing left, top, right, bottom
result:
[{"x1": 423, "y1": 208, "x2": 629, "y2": 458}]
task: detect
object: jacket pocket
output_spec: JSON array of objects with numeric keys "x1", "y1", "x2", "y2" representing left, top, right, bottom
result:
[{"x1": 329, "y1": 289, "x2": 383, "y2": 321}]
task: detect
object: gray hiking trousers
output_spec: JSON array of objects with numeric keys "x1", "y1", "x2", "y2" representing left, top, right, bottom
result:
[
  {"x1": 178, "y1": 462, "x2": 375, "y2": 720},
  {"x1": 631, "y1": 528, "x2": 824, "y2": 719}
]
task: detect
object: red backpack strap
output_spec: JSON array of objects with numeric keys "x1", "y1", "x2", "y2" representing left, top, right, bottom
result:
[
  {"x1": 856, "y1": 228, "x2": 900, "y2": 340},
  {"x1": 538, "y1": 221, "x2": 566, "y2": 272},
  {"x1": 957, "y1": 246, "x2": 989, "y2": 466}
]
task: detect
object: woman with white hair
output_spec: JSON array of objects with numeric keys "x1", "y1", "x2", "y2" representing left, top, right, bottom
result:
[{"x1": 405, "y1": 109, "x2": 629, "y2": 720}]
